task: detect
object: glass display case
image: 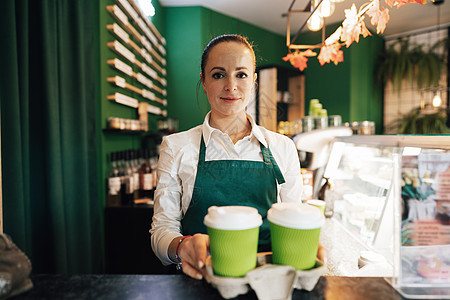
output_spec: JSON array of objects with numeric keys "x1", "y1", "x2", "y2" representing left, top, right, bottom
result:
[{"x1": 322, "y1": 135, "x2": 450, "y2": 299}]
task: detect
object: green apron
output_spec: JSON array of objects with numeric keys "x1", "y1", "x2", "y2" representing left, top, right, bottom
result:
[{"x1": 181, "y1": 135, "x2": 285, "y2": 251}]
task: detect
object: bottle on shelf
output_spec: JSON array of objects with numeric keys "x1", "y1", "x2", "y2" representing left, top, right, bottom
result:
[
  {"x1": 121, "y1": 150, "x2": 135, "y2": 205},
  {"x1": 139, "y1": 149, "x2": 154, "y2": 199},
  {"x1": 149, "y1": 149, "x2": 158, "y2": 196},
  {"x1": 318, "y1": 177, "x2": 334, "y2": 218},
  {"x1": 130, "y1": 149, "x2": 140, "y2": 200},
  {"x1": 107, "y1": 152, "x2": 122, "y2": 206}
]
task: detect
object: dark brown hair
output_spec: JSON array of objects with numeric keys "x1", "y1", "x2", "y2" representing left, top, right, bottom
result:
[{"x1": 200, "y1": 34, "x2": 256, "y2": 79}]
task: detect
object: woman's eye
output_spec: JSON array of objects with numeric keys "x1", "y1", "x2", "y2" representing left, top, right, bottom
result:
[
  {"x1": 212, "y1": 72, "x2": 224, "y2": 79},
  {"x1": 237, "y1": 72, "x2": 248, "y2": 79}
]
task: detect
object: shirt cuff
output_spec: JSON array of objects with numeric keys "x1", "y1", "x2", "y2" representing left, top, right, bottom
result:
[{"x1": 157, "y1": 232, "x2": 183, "y2": 266}]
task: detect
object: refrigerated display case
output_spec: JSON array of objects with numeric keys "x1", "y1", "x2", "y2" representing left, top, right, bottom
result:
[{"x1": 321, "y1": 135, "x2": 450, "y2": 299}]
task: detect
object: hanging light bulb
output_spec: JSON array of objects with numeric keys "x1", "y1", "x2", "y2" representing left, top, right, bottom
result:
[
  {"x1": 307, "y1": 13, "x2": 324, "y2": 31},
  {"x1": 137, "y1": 0, "x2": 155, "y2": 17},
  {"x1": 432, "y1": 91, "x2": 442, "y2": 107},
  {"x1": 314, "y1": 0, "x2": 335, "y2": 18}
]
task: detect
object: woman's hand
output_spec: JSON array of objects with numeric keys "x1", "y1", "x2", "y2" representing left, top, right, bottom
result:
[
  {"x1": 177, "y1": 233, "x2": 210, "y2": 280},
  {"x1": 317, "y1": 243, "x2": 328, "y2": 264}
]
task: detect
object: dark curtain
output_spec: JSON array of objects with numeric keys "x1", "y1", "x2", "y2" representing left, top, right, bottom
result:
[{"x1": 0, "y1": 0, "x2": 102, "y2": 273}]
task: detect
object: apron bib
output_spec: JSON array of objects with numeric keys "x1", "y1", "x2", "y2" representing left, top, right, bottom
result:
[{"x1": 181, "y1": 135, "x2": 285, "y2": 251}]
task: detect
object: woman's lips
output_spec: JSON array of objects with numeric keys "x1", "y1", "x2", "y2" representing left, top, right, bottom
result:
[{"x1": 221, "y1": 97, "x2": 239, "y2": 103}]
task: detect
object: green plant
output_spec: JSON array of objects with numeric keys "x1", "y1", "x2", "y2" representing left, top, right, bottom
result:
[
  {"x1": 376, "y1": 38, "x2": 447, "y2": 92},
  {"x1": 387, "y1": 106, "x2": 450, "y2": 134}
]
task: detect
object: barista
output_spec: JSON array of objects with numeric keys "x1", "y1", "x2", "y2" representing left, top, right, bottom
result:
[{"x1": 151, "y1": 34, "x2": 316, "y2": 280}]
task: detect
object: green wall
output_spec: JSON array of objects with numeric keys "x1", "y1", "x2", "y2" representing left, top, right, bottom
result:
[
  {"x1": 164, "y1": 7, "x2": 206, "y2": 131},
  {"x1": 98, "y1": 0, "x2": 166, "y2": 205},
  {"x1": 164, "y1": 8, "x2": 384, "y2": 132},
  {"x1": 298, "y1": 23, "x2": 384, "y2": 131},
  {"x1": 165, "y1": 6, "x2": 292, "y2": 131}
]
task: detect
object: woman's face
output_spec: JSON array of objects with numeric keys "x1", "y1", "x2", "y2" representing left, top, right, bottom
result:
[{"x1": 201, "y1": 42, "x2": 256, "y2": 118}]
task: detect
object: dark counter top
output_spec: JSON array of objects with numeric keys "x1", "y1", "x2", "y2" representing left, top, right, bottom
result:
[{"x1": 10, "y1": 274, "x2": 406, "y2": 300}]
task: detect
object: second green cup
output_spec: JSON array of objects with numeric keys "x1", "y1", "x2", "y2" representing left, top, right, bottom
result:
[{"x1": 268, "y1": 202, "x2": 324, "y2": 270}]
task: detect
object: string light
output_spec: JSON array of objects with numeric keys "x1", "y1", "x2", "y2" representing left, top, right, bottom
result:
[
  {"x1": 307, "y1": 13, "x2": 324, "y2": 31},
  {"x1": 432, "y1": 91, "x2": 442, "y2": 107},
  {"x1": 136, "y1": 0, "x2": 155, "y2": 17},
  {"x1": 314, "y1": 0, "x2": 336, "y2": 18}
]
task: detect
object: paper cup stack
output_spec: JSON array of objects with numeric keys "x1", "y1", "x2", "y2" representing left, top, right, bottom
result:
[
  {"x1": 204, "y1": 206, "x2": 262, "y2": 277},
  {"x1": 268, "y1": 202, "x2": 324, "y2": 270}
]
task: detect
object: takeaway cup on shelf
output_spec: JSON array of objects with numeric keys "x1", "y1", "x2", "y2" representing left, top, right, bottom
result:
[
  {"x1": 204, "y1": 206, "x2": 262, "y2": 277},
  {"x1": 306, "y1": 199, "x2": 326, "y2": 215},
  {"x1": 268, "y1": 202, "x2": 324, "y2": 270}
]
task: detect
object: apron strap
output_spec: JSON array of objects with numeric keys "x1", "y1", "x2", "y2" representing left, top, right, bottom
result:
[
  {"x1": 198, "y1": 135, "x2": 206, "y2": 164},
  {"x1": 261, "y1": 144, "x2": 286, "y2": 185}
]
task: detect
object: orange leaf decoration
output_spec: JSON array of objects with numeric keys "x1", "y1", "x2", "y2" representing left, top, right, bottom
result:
[
  {"x1": 385, "y1": 0, "x2": 395, "y2": 7},
  {"x1": 341, "y1": 4, "x2": 372, "y2": 48},
  {"x1": 341, "y1": 4, "x2": 360, "y2": 47},
  {"x1": 367, "y1": 0, "x2": 390, "y2": 34},
  {"x1": 318, "y1": 43, "x2": 344, "y2": 66},
  {"x1": 283, "y1": 50, "x2": 317, "y2": 71},
  {"x1": 396, "y1": 0, "x2": 409, "y2": 7},
  {"x1": 385, "y1": 0, "x2": 425, "y2": 8},
  {"x1": 282, "y1": 0, "x2": 424, "y2": 69}
]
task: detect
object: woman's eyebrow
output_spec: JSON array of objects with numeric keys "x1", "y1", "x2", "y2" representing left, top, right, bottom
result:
[
  {"x1": 209, "y1": 66, "x2": 249, "y2": 72},
  {"x1": 210, "y1": 66, "x2": 225, "y2": 72}
]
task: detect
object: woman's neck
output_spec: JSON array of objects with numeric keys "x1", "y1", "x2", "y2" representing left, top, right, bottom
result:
[{"x1": 209, "y1": 112, "x2": 251, "y2": 144}]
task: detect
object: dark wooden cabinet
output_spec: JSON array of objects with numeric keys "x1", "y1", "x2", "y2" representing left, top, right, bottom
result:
[{"x1": 104, "y1": 205, "x2": 168, "y2": 274}]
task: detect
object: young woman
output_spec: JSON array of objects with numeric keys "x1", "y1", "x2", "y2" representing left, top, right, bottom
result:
[{"x1": 151, "y1": 34, "x2": 310, "y2": 280}]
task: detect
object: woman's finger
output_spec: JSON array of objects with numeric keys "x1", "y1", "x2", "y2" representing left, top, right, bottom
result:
[
  {"x1": 178, "y1": 234, "x2": 209, "y2": 277},
  {"x1": 178, "y1": 237, "x2": 199, "y2": 268},
  {"x1": 192, "y1": 234, "x2": 209, "y2": 269},
  {"x1": 181, "y1": 260, "x2": 203, "y2": 280},
  {"x1": 317, "y1": 243, "x2": 328, "y2": 264}
]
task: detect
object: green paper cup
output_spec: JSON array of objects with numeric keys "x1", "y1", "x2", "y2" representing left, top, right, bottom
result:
[
  {"x1": 204, "y1": 206, "x2": 262, "y2": 277},
  {"x1": 306, "y1": 199, "x2": 326, "y2": 215},
  {"x1": 268, "y1": 202, "x2": 324, "y2": 270}
]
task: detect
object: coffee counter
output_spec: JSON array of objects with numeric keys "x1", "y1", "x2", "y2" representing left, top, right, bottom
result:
[{"x1": 12, "y1": 274, "x2": 405, "y2": 299}]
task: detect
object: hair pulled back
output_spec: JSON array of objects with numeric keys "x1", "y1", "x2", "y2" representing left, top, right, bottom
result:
[{"x1": 200, "y1": 34, "x2": 256, "y2": 79}]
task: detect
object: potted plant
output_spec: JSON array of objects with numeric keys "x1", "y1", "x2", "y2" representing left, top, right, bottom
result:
[
  {"x1": 387, "y1": 106, "x2": 450, "y2": 134},
  {"x1": 376, "y1": 37, "x2": 448, "y2": 92}
]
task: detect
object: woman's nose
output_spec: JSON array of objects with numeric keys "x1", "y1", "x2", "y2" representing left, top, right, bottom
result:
[{"x1": 224, "y1": 77, "x2": 237, "y2": 91}]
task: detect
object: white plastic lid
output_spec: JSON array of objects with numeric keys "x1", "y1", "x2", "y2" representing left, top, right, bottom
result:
[
  {"x1": 203, "y1": 206, "x2": 263, "y2": 230},
  {"x1": 359, "y1": 251, "x2": 387, "y2": 265},
  {"x1": 267, "y1": 202, "x2": 324, "y2": 229}
]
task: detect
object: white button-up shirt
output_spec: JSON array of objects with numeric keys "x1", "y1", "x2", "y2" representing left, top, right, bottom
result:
[{"x1": 150, "y1": 112, "x2": 303, "y2": 265}]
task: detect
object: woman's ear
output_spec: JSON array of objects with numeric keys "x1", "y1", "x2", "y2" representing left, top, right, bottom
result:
[
  {"x1": 200, "y1": 73, "x2": 207, "y2": 94},
  {"x1": 252, "y1": 73, "x2": 258, "y2": 91}
]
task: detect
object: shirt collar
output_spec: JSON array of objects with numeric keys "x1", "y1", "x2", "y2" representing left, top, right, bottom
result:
[{"x1": 202, "y1": 111, "x2": 268, "y2": 148}]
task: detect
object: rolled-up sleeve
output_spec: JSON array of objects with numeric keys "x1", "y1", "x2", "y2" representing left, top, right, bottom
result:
[{"x1": 150, "y1": 137, "x2": 183, "y2": 266}]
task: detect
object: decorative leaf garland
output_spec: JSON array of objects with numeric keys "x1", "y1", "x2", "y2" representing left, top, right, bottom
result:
[{"x1": 283, "y1": 0, "x2": 426, "y2": 71}]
